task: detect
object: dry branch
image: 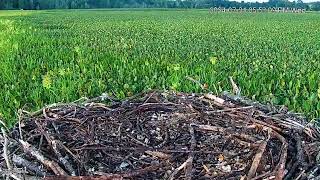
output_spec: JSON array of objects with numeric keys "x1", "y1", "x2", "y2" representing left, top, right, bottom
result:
[
  {"x1": 18, "y1": 139, "x2": 67, "y2": 175},
  {"x1": 1, "y1": 128, "x2": 11, "y2": 170},
  {"x1": 34, "y1": 120, "x2": 75, "y2": 176},
  {"x1": 169, "y1": 157, "x2": 193, "y2": 180},
  {"x1": 12, "y1": 155, "x2": 46, "y2": 177},
  {"x1": 247, "y1": 129, "x2": 270, "y2": 179},
  {"x1": 44, "y1": 175, "x2": 123, "y2": 180}
]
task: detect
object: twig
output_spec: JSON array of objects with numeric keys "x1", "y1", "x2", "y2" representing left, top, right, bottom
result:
[
  {"x1": 229, "y1": 76, "x2": 241, "y2": 96},
  {"x1": 307, "y1": 166, "x2": 319, "y2": 179},
  {"x1": 186, "y1": 76, "x2": 207, "y2": 90},
  {"x1": 45, "y1": 163, "x2": 164, "y2": 180},
  {"x1": 185, "y1": 124, "x2": 196, "y2": 180},
  {"x1": 74, "y1": 145, "x2": 222, "y2": 154},
  {"x1": 1, "y1": 128, "x2": 12, "y2": 170},
  {"x1": 143, "y1": 91, "x2": 157, "y2": 104},
  {"x1": 294, "y1": 170, "x2": 306, "y2": 180},
  {"x1": 58, "y1": 141, "x2": 81, "y2": 163},
  {"x1": 223, "y1": 91, "x2": 276, "y2": 113},
  {"x1": 169, "y1": 156, "x2": 193, "y2": 180},
  {"x1": 168, "y1": 125, "x2": 197, "y2": 180},
  {"x1": 193, "y1": 123, "x2": 259, "y2": 148},
  {"x1": 192, "y1": 124, "x2": 225, "y2": 133},
  {"x1": 204, "y1": 94, "x2": 227, "y2": 107},
  {"x1": 27, "y1": 102, "x2": 81, "y2": 117},
  {"x1": 35, "y1": 120, "x2": 76, "y2": 175},
  {"x1": 247, "y1": 128, "x2": 271, "y2": 179},
  {"x1": 145, "y1": 151, "x2": 171, "y2": 159},
  {"x1": 52, "y1": 140, "x2": 76, "y2": 176},
  {"x1": 268, "y1": 128, "x2": 288, "y2": 180},
  {"x1": 244, "y1": 115, "x2": 283, "y2": 132},
  {"x1": 126, "y1": 134, "x2": 149, "y2": 147},
  {"x1": 18, "y1": 139, "x2": 67, "y2": 175},
  {"x1": 247, "y1": 125, "x2": 288, "y2": 180},
  {"x1": 205, "y1": 106, "x2": 253, "y2": 114},
  {"x1": 1, "y1": 127, "x2": 14, "y2": 180},
  {"x1": 44, "y1": 175, "x2": 123, "y2": 180}
]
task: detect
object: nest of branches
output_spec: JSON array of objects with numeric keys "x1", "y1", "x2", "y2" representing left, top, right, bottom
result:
[{"x1": 0, "y1": 90, "x2": 320, "y2": 180}]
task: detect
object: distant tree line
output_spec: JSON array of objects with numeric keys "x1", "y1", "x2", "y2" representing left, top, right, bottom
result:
[{"x1": 0, "y1": 0, "x2": 319, "y2": 11}]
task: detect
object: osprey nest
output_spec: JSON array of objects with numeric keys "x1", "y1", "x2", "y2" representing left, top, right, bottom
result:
[{"x1": 0, "y1": 91, "x2": 320, "y2": 180}]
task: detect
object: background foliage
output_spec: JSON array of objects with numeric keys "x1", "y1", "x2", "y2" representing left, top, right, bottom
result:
[{"x1": 0, "y1": 10, "x2": 320, "y2": 126}]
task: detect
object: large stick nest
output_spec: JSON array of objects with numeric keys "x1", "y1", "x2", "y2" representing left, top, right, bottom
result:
[{"x1": 0, "y1": 91, "x2": 320, "y2": 180}]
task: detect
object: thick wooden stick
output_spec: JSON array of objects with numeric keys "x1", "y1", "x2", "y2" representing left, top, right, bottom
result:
[
  {"x1": 271, "y1": 130, "x2": 288, "y2": 180},
  {"x1": 52, "y1": 140, "x2": 76, "y2": 176},
  {"x1": 44, "y1": 175, "x2": 123, "y2": 180},
  {"x1": 19, "y1": 139, "x2": 67, "y2": 176},
  {"x1": 12, "y1": 154, "x2": 46, "y2": 177},
  {"x1": 35, "y1": 120, "x2": 76, "y2": 175},
  {"x1": 247, "y1": 129, "x2": 271, "y2": 179}
]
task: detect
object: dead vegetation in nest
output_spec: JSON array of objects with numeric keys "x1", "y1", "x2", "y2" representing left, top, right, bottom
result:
[{"x1": 0, "y1": 90, "x2": 320, "y2": 180}]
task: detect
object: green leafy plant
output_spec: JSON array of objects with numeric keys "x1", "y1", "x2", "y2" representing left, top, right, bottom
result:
[{"x1": 1, "y1": 9, "x2": 320, "y2": 125}]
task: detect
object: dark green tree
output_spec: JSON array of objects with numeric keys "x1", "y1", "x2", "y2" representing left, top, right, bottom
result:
[{"x1": 0, "y1": 0, "x2": 316, "y2": 10}]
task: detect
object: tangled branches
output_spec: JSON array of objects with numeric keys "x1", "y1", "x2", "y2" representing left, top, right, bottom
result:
[{"x1": 0, "y1": 91, "x2": 319, "y2": 179}]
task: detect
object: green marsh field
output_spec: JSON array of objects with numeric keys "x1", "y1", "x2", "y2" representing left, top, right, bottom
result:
[{"x1": 0, "y1": 9, "x2": 320, "y2": 125}]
